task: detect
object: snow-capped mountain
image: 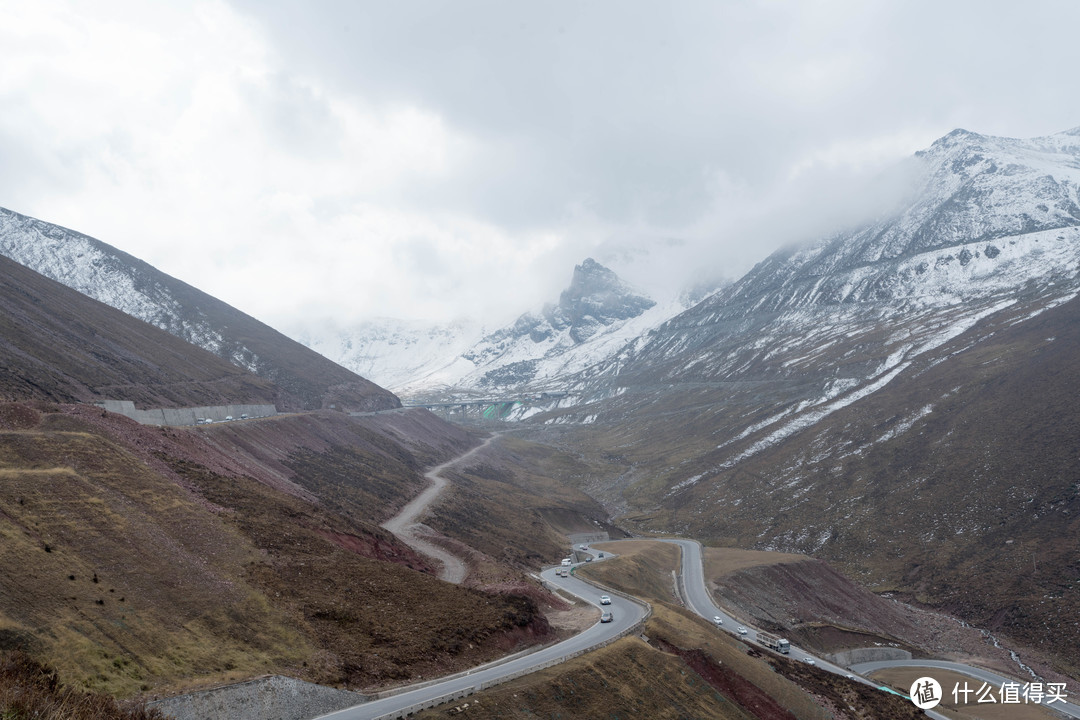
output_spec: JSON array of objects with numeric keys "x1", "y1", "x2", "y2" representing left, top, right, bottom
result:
[
  {"x1": 0, "y1": 207, "x2": 398, "y2": 411},
  {"x1": 312, "y1": 258, "x2": 698, "y2": 402},
  {"x1": 570, "y1": 127, "x2": 1080, "y2": 417},
  {"x1": 442, "y1": 258, "x2": 664, "y2": 391},
  {"x1": 294, "y1": 317, "x2": 488, "y2": 396}
]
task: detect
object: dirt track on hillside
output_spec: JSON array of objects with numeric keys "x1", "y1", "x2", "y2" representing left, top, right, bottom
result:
[{"x1": 381, "y1": 434, "x2": 497, "y2": 583}]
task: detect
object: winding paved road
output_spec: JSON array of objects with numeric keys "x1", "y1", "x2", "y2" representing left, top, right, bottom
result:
[
  {"x1": 342, "y1": 455, "x2": 1080, "y2": 720},
  {"x1": 661, "y1": 538, "x2": 1080, "y2": 720},
  {"x1": 314, "y1": 553, "x2": 646, "y2": 720}
]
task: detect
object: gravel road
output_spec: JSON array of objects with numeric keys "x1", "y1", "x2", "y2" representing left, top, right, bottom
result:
[{"x1": 381, "y1": 434, "x2": 497, "y2": 583}]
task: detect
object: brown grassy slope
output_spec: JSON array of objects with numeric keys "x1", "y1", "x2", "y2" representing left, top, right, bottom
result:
[
  {"x1": 0, "y1": 650, "x2": 165, "y2": 720},
  {"x1": 0, "y1": 403, "x2": 555, "y2": 697},
  {"x1": 703, "y1": 547, "x2": 805, "y2": 578},
  {"x1": 424, "y1": 434, "x2": 624, "y2": 570},
  {"x1": 163, "y1": 452, "x2": 554, "y2": 692},
  {"x1": 699, "y1": 549, "x2": 1079, "y2": 699},
  {"x1": 589, "y1": 540, "x2": 685, "y2": 602},
  {"x1": 415, "y1": 636, "x2": 761, "y2": 720},
  {"x1": 0, "y1": 253, "x2": 279, "y2": 409},
  {"x1": 0, "y1": 407, "x2": 307, "y2": 696}
]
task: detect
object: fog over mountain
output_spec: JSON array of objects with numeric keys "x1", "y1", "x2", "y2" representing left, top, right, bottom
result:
[{"x1": 5, "y1": 2, "x2": 1080, "y2": 334}]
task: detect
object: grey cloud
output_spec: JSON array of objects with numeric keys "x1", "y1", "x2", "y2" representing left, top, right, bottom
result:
[
  {"x1": 233, "y1": 0, "x2": 1080, "y2": 246},
  {"x1": 230, "y1": 1, "x2": 823, "y2": 227}
]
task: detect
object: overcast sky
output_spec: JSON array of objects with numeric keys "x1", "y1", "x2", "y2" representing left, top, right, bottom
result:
[{"x1": 3, "y1": 1, "x2": 1080, "y2": 335}]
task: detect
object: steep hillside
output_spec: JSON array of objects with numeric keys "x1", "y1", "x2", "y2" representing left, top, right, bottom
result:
[
  {"x1": 0, "y1": 402, "x2": 568, "y2": 696},
  {"x1": 0, "y1": 254, "x2": 279, "y2": 409},
  {"x1": 0, "y1": 207, "x2": 398, "y2": 412},
  {"x1": 661, "y1": 294, "x2": 1080, "y2": 675}
]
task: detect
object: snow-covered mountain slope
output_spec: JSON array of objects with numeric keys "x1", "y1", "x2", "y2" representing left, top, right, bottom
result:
[
  {"x1": 569, "y1": 127, "x2": 1080, "y2": 418},
  {"x1": 723, "y1": 126, "x2": 1080, "y2": 310},
  {"x1": 0, "y1": 207, "x2": 398, "y2": 411},
  {"x1": 294, "y1": 317, "x2": 487, "y2": 396},
  {"x1": 311, "y1": 258, "x2": 698, "y2": 403}
]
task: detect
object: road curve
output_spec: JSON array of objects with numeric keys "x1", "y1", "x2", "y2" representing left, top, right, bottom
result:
[
  {"x1": 313, "y1": 556, "x2": 647, "y2": 720},
  {"x1": 312, "y1": 533, "x2": 1079, "y2": 720},
  {"x1": 381, "y1": 434, "x2": 498, "y2": 583},
  {"x1": 659, "y1": 538, "x2": 1079, "y2": 720}
]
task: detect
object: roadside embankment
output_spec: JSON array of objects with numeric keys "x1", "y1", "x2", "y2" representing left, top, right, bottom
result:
[{"x1": 149, "y1": 676, "x2": 366, "y2": 720}]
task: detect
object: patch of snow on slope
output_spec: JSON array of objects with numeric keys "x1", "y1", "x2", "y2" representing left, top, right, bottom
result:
[
  {"x1": 1009, "y1": 290, "x2": 1080, "y2": 325},
  {"x1": 718, "y1": 361, "x2": 912, "y2": 468},
  {"x1": 297, "y1": 318, "x2": 486, "y2": 393},
  {"x1": 397, "y1": 294, "x2": 689, "y2": 398},
  {"x1": 876, "y1": 404, "x2": 935, "y2": 445},
  {"x1": 666, "y1": 472, "x2": 708, "y2": 495},
  {"x1": 0, "y1": 209, "x2": 229, "y2": 353}
]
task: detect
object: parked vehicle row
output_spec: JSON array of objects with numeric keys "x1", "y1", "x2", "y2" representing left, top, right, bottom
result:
[{"x1": 195, "y1": 413, "x2": 250, "y2": 425}]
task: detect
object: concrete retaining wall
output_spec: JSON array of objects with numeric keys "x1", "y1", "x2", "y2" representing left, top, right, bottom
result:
[
  {"x1": 96, "y1": 400, "x2": 276, "y2": 426},
  {"x1": 148, "y1": 675, "x2": 366, "y2": 720},
  {"x1": 567, "y1": 532, "x2": 610, "y2": 545},
  {"x1": 828, "y1": 647, "x2": 912, "y2": 666}
]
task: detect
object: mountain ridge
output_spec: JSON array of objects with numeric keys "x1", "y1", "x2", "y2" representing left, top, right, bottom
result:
[
  {"x1": 0, "y1": 207, "x2": 398, "y2": 412},
  {"x1": 304, "y1": 257, "x2": 696, "y2": 403},
  {"x1": 0, "y1": 252, "x2": 280, "y2": 409}
]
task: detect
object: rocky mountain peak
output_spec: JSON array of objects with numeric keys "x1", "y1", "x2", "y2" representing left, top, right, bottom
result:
[
  {"x1": 546, "y1": 258, "x2": 656, "y2": 343},
  {"x1": 922, "y1": 127, "x2": 981, "y2": 151},
  {"x1": 706, "y1": 125, "x2": 1080, "y2": 315}
]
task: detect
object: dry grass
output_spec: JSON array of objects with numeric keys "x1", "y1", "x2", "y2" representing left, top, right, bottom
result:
[
  {"x1": 0, "y1": 407, "x2": 561, "y2": 698},
  {"x1": 425, "y1": 434, "x2": 618, "y2": 568},
  {"x1": 0, "y1": 650, "x2": 165, "y2": 720},
  {"x1": 702, "y1": 546, "x2": 807, "y2": 578},
  {"x1": 163, "y1": 451, "x2": 557, "y2": 692},
  {"x1": 0, "y1": 428, "x2": 304, "y2": 697},
  {"x1": 413, "y1": 636, "x2": 758, "y2": 720},
  {"x1": 586, "y1": 540, "x2": 682, "y2": 603}
]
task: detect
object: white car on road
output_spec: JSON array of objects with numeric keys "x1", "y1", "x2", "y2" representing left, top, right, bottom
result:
[{"x1": 599, "y1": 595, "x2": 611, "y2": 605}]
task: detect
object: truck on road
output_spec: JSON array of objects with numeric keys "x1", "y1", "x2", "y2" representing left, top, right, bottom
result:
[{"x1": 758, "y1": 632, "x2": 790, "y2": 654}]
